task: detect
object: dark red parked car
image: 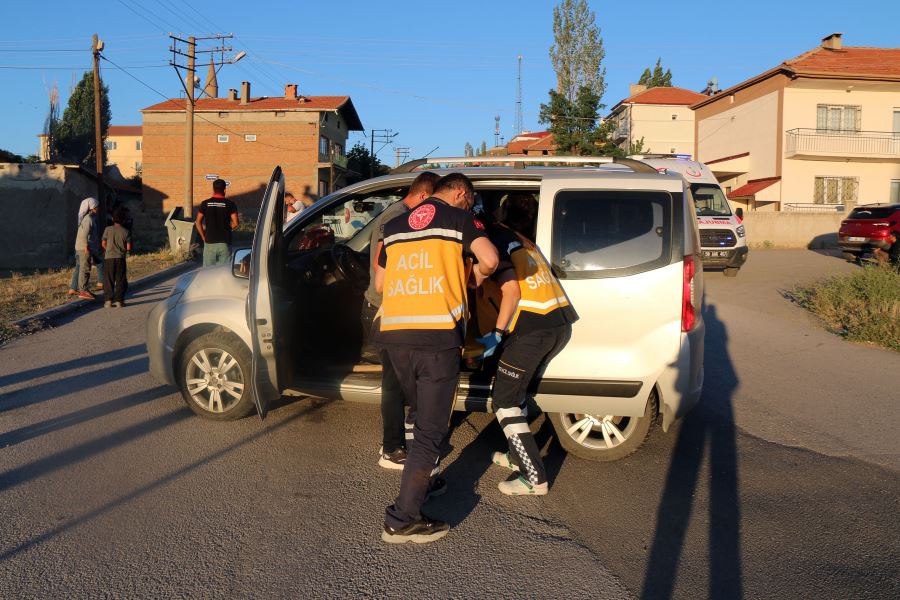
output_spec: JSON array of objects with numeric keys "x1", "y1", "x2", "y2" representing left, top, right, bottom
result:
[{"x1": 838, "y1": 204, "x2": 900, "y2": 261}]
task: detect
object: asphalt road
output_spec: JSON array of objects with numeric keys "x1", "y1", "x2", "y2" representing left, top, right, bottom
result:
[{"x1": 1, "y1": 250, "x2": 898, "y2": 599}]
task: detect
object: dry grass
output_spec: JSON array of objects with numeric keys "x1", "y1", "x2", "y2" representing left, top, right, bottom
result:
[
  {"x1": 792, "y1": 264, "x2": 900, "y2": 352},
  {"x1": 1, "y1": 249, "x2": 177, "y2": 343}
]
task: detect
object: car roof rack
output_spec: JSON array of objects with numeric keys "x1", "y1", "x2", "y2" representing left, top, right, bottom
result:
[{"x1": 391, "y1": 155, "x2": 660, "y2": 175}]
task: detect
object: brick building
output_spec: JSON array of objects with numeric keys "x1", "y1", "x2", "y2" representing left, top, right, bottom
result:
[{"x1": 141, "y1": 81, "x2": 363, "y2": 214}]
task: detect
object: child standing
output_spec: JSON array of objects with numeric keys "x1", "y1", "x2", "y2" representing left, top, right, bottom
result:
[{"x1": 101, "y1": 207, "x2": 133, "y2": 307}]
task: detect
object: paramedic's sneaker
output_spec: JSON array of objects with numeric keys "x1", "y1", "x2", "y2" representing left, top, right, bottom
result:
[
  {"x1": 425, "y1": 476, "x2": 447, "y2": 500},
  {"x1": 378, "y1": 447, "x2": 407, "y2": 470},
  {"x1": 382, "y1": 516, "x2": 449, "y2": 544},
  {"x1": 498, "y1": 475, "x2": 548, "y2": 496},
  {"x1": 491, "y1": 451, "x2": 520, "y2": 473}
]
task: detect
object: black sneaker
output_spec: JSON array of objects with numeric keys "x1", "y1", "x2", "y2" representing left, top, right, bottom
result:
[
  {"x1": 425, "y1": 476, "x2": 447, "y2": 500},
  {"x1": 382, "y1": 516, "x2": 450, "y2": 544},
  {"x1": 378, "y1": 447, "x2": 407, "y2": 470}
]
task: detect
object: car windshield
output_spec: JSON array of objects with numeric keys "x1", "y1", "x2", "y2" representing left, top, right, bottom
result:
[
  {"x1": 691, "y1": 184, "x2": 732, "y2": 217},
  {"x1": 847, "y1": 206, "x2": 896, "y2": 220}
]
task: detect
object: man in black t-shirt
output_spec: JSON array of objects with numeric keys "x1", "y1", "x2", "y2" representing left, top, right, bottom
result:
[{"x1": 196, "y1": 179, "x2": 239, "y2": 267}]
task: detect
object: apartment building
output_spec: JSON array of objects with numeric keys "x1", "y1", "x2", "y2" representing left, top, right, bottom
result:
[
  {"x1": 608, "y1": 86, "x2": 708, "y2": 157},
  {"x1": 104, "y1": 125, "x2": 143, "y2": 179},
  {"x1": 506, "y1": 131, "x2": 556, "y2": 156},
  {"x1": 693, "y1": 33, "x2": 900, "y2": 212},
  {"x1": 141, "y1": 81, "x2": 363, "y2": 213}
]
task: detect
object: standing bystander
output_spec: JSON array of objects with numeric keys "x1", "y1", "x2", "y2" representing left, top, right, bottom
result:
[
  {"x1": 101, "y1": 207, "x2": 133, "y2": 307},
  {"x1": 73, "y1": 197, "x2": 101, "y2": 300},
  {"x1": 196, "y1": 179, "x2": 239, "y2": 267}
]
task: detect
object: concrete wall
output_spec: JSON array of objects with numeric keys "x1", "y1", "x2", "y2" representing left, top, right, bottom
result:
[
  {"x1": 742, "y1": 212, "x2": 845, "y2": 248},
  {"x1": 0, "y1": 163, "x2": 89, "y2": 269},
  {"x1": 630, "y1": 104, "x2": 696, "y2": 157}
]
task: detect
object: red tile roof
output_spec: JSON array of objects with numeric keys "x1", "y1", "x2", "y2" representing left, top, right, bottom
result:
[
  {"x1": 507, "y1": 131, "x2": 553, "y2": 154},
  {"x1": 693, "y1": 43, "x2": 900, "y2": 109},
  {"x1": 728, "y1": 177, "x2": 780, "y2": 198},
  {"x1": 619, "y1": 86, "x2": 708, "y2": 106},
  {"x1": 142, "y1": 96, "x2": 363, "y2": 130},
  {"x1": 107, "y1": 125, "x2": 142, "y2": 136},
  {"x1": 786, "y1": 46, "x2": 900, "y2": 78}
]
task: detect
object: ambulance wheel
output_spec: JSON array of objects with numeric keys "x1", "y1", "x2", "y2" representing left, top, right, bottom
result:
[
  {"x1": 724, "y1": 267, "x2": 740, "y2": 277},
  {"x1": 549, "y1": 392, "x2": 657, "y2": 462}
]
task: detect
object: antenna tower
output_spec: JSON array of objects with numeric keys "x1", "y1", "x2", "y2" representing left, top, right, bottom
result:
[
  {"x1": 514, "y1": 55, "x2": 523, "y2": 135},
  {"x1": 494, "y1": 115, "x2": 501, "y2": 147}
]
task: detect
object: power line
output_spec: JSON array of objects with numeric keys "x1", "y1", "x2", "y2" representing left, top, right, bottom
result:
[
  {"x1": 114, "y1": 0, "x2": 181, "y2": 34},
  {"x1": 0, "y1": 64, "x2": 167, "y2": 70}
]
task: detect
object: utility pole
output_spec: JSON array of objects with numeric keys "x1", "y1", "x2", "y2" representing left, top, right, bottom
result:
[
  {"x1": 368, "y1": 129, "x2": 398, "y2": 177},
  {"x1": 395, "y1": 147, "x2": 410, "y2": 167},
  {"x1": 169, "y1": 34, "x2": 242, "y2": 218},
  {"x1": 91, "y1": 34, "x2": 105, "y2": 226}
]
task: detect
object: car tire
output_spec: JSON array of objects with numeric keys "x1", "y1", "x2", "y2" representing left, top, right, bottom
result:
[
  {"x1": 549, "y1": 392, "x2": 658, "y2": 462},
  {"x1": 723, "y1": 267, "x2": 740, "y2": 277},
  {"x1": 177, "y1": 330, "x2": 255, "y2": 421}
]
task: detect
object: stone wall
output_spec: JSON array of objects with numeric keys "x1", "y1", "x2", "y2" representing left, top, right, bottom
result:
[
  {"x1": 0, "y1": 163, "x2": 89, "y2": 269},
  {"x1": 742, "y1": 212, "x2": 845, "y2": 249}
]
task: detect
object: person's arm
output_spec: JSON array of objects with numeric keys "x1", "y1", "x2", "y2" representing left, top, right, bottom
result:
[
  {"x1": 230, "y1": 210, "x2": 239, "y2": 230},
  {"x1": 374, "y1": 263, "x2": 385, "y2": 294},
  {"x1": 195, "y1": 212, "x2": 206, "y2": 243},
  {"x1": 470, "y1": 237, "x2": 499, "y2": 284},
  {"x1": 493, "y1": 269, "x2": 520, "y2": 332},
  {"x1": 101, "y1": 239, "x2": 107, "y2": 250},
  {"x1": 372, "y1": 240, "x2": 384, "y2": 270}
]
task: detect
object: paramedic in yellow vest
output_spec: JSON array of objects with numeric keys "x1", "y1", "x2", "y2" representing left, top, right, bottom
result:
[
  {"x1": 373, "y1": 173, "x2": 499, "y2": 544},
  {"x1": 480, "y1": 192, "x2": 578, "y2": 496}
]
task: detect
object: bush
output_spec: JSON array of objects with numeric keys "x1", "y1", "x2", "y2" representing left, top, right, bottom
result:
[{"x1": 792, "y1": 264, "x2": 900, "y2": 352}]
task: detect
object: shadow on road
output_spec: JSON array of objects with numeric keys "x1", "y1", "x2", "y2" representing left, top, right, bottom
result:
[
  {"x1": 0, "y1": 355, "x2": 148, "y2": 414},
  {"x1": 0, "y1": 343, "x2": 145, "y2": 389},
  {"x1": 641, "y1": 304, "x2": 743, "y2": 599},
  {"x1": 0, "y1": 385, "x2": 172, "y2": 447},
  {"x1": 0, "y1": 397, "x2": 333, "y2": 562}
]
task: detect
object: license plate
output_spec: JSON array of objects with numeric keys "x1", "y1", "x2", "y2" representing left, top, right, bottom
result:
[
  {"x1": 702, "y1": 250, "x2": 730, "y2": 258},
  {"x1": 848, "y1": 236, "x2": 866, "y2": 242}
]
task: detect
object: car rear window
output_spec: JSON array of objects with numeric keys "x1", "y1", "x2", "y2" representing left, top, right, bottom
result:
[
  {"x1": 551, "y1": 190, "x2": 673, "y2": 278},
  {"x1": 847, "y1": 206, "x2": 898, "y2": 220}
]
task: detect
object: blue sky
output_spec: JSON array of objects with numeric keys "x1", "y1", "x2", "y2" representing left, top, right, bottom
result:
[{"x1": 1, "y1": 0, "x2": 897, "y2": 163}]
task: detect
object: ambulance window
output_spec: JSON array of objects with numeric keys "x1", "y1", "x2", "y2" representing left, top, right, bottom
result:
[
  {"x1": 551, "y1": 190, "x2": 673, "y2": 278},
  {"x1": 690, "y1": 184, "x2": 732, "y2": 216}
]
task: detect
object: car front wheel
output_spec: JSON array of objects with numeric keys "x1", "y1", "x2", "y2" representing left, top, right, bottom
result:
[
  {"x1": 549, "y1": 392, "x2": 658, "y2": 461},
  {"x1": 178, "y1": 331, "x2": 255, "y2": 420}
]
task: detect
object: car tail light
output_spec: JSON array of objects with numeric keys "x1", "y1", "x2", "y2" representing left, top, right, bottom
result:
[{"x1": 682, "y1": 255, "x2": 696, "y2": 332}]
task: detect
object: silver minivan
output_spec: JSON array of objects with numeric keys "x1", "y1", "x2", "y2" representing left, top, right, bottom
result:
[{"x1": 147, "y1": 157, "x2": 705, "y2": 461}]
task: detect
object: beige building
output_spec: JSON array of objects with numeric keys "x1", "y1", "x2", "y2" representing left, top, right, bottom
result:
[
  {"x1": 608, "y1": 86, "x2": 708, "y2": 157},
  {"x1": 104, "y1": 125, "x2": 143, "y2": 179},
  {"x1": 693, "y1": 33, "x2": 900, "y2": 212}
]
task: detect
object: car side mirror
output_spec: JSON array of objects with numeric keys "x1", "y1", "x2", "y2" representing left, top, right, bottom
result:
[
  {"x1": 233, "y1": 248, "x2": 251, "y2": 279},
  {"x1": 735, "y1": 207, "x2": 744, "y2": 220}
]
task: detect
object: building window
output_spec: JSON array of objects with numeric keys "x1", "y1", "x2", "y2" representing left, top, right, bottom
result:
[
  {"x1": 274, "y1": 111, "x2": 285, "y2": 117},
  {"x1": 217, "y1": 134, "x2": 229, "y2": 143},
  {"x1": 814, "y1": 176, "x2": 858, "y2": 205},
  {"x1": 891, "y1": 180, "x2": 900, "y2": 203},
  {"x1": 135, "y1": 161, "x2": 142, "y2": 172},
  {"x1": 244, "y1": 134, "x2": 257, "y2": 142},
  {"x1": 333, "y1": 143, "x2": 344, "y2": 157},
  {"x1": 218, "y1": 112, "x2": 229, "y2": 118},
  {"x1": 104, "y1": 140, "x2": 117, "y2": 150},
  {"x1": 319, "y1": 135, "x2": 329, "y2": 158},
  {"x1": 318, "y1": 180, "x2": 329, "y2": 197},
  {"x1": 671, "y1": 114, "x2": 677, "y2": 120},
  {"x1": 816, "y1": 104, "x2": 861, "y2": 132},
  {"x1": 135, "y1": 140, "x2": 142, "y2": 151}
]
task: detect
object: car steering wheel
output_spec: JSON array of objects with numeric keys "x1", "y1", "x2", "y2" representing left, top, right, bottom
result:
[{"x1": 330, "y1": 244, "x2": 368, "y2": 291}]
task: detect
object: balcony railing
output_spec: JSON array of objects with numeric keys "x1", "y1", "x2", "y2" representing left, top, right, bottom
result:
[{"x1": 785, "y1": 128, "x2": 900, "y2": 159}]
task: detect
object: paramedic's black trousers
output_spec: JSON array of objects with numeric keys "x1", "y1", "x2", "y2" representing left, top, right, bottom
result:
[
  {"x1": 379, "y1": 349, "x2": 408, "y2": 454},
  {"x1": 492, "y1": 325, "x2": 571, "y2": 486},
  {"x1": 384, "y1": 345, "x2": 459, "y2": 529}
]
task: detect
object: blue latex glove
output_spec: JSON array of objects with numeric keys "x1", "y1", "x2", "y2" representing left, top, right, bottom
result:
[{"x1": 476, "y1": 331, "x2": 503, "y2": 358}]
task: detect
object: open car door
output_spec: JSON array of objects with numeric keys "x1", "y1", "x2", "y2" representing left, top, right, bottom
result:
[{"x1": 249, "y1": 166, "x2": 286, "y2": 419}]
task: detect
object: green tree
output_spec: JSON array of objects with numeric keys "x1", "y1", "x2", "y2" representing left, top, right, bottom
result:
[
  {"x1": 463, "y1": 142, "x2": 474, "y2": 157},
  {"x1": 0, "y1": 148, "x2": 24, "y2": 162},
  {"x1": 345, "y1": 141, "x2": 387, "y2": 183},
  {"x1": 54, "y1": 71, "x2": 111, "y2": 165},
  {"x1": 628, "y1": 137, "x2": 648, "y2": 155},
  {"x1": 638, "y1": 58, "x2": 673, "y2": 88},
  {"x1": 541, "y1": 1, "x2": 614, "y2": 156},
  {"x1": 549, "y1": 0, "x2": 606, "y2": 102}
]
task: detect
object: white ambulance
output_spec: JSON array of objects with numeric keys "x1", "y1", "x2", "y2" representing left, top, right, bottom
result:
[{"x1": 631, "y1": 155, "x2": 749, "y2": 276}]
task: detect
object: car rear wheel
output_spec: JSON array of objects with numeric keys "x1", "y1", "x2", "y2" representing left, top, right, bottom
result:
[
  {"x1": 549, "y1": 392, "x2": 658, "y2": 461},
  {"x1": 178, "y1": 331, "x2": 255, "y2": 420}
]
